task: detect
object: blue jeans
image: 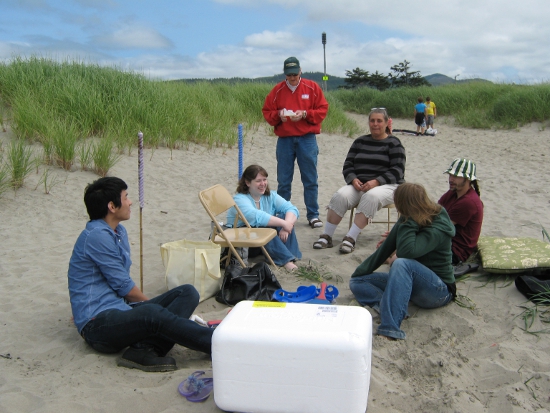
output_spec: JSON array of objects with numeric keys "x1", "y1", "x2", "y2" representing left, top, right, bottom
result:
[
  {"x1": 276, "y1": 134, "x2": 319, "y2": 221},
  {"x1": 349, "y1": 258, "x2": 453, "y2": 340},
  {"x1": 264, "y1": 227, "x2": 302, "y2": 266},
  {"x1": 80, "y1": 285, "x2": 213, "y2": 356}
]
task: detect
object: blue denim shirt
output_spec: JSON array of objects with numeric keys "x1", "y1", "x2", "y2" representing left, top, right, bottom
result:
[{"x1": 68, "y1": 219, "x2": 135, "y2": 333}]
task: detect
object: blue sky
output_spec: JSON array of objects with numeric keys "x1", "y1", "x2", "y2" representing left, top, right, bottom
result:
[{"x1": 1, "y1": 0, "x2": 549, "y2": 83}]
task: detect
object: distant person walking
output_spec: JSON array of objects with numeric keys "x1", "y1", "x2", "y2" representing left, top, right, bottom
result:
[
  {"x1": 425, "y1": 96, "x2": 437, "y2": 130},
  {"x1": 262, "y1": 57, "x2": 329, "y2": 229},
  {"x1": 414, "y1": 97, "x2": 426, "y2": 136}
]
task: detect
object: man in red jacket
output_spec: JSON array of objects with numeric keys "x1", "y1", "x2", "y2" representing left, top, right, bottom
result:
[{"x1": 262, "y1": 57, "x2": 329, "y2": 229}]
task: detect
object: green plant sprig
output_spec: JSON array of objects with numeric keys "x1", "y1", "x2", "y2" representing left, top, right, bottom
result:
[
  {"x1": 294, "y1": 261, "x2": 343, "y2": 284},
  {"x1": 35, "y1": 168, "x2": 60, "y2": 194},
  {"x1": 524, "y1": 376, "x2": 538, "y2": 400},
  {"x1": 454, "y1": 294, "x2": 476, "y2": 311}
]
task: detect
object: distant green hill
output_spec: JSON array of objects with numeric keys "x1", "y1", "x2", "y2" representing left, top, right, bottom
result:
[
  {"x1": 424, "y1": 73, "x2": 492, "y2": 86},
  {"x1": 254, "y1": 72, "x2": 347, "y2": 91},
  {"x1": 174, "y1": 72, "x2": 346, "y2": 91},
  {"x1": 175, "y1": 72, "x2": 490, "y2": 89}
]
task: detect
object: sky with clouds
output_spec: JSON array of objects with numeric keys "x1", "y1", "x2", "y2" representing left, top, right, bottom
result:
[{"x1": 1, "y1": 0, "x2": 549, "y2": 83}]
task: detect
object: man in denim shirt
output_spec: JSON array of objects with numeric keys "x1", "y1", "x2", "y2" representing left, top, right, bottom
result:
[{"x1": 68, "y1": 177, "x2": 213, "y2": 372}]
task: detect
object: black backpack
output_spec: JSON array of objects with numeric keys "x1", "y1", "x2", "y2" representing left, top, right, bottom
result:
[{"x1": 514, "y1": 268, "x2": 550, "y2": 303}]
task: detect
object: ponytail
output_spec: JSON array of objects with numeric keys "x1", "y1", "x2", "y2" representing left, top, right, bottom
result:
[{"x1": 472, "y1": 180, "x2": 481, "y2": 197}]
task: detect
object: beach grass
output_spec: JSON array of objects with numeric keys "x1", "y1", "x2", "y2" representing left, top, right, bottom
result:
[
  {"x1": 0, "y1": 56, "x2": 356, "y2": 148},
  {"x1": 77, "y1": 140, "x2": 93, "y2": 171},
  {"x1": 41, "y1": 134, "x2": 54, "y2": 165},
  {"x1": 542, "y1": 225, "x2": 550, "y2": 243},
  {"x1": 516, "y1": 304, "x2": 550, "y2": 336},
  {"x1": 2, "y1": 56, "x2": 550, "y2": 187},
  {"x1": 35, "y1": 167, "x2": 61, "y2": 194},
  {"x1": 330, "y1": 81, "x2": 550, "y2": 129},
  {"x1": 51, "y1": 121, "x2": 79, "y2": 170},
  {"x1": 92, "y1": 138, "x2": 121, "y2": 177},
  {"x1": 0, "y1": 56, "x2": 359, "y2": 183},
  {"x1": 6, "y1": 139, "x2": 34, "y2": 189},
  {"x1": 0, "y1": 156, "x2": 10, "y2": 198},
  {"x1": 0, "y1": 97, "x2": 8, "y2": 132}
]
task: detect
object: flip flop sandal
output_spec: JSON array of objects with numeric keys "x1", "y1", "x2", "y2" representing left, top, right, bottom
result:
[
  {"x1": 178, "y1": 371, "x2": 212, "y2": 397},
  {"x1": 339, "y1": 236, "x2": 355, "y2": 254},
  {"x1": 273, "y1": 285, "x2": 318, "y2": 302},
  {"x1": 313, "y1": 234, "x2": 333, "y2": 249},
  {"x1": 309, "y1": 218, "x2": 323, "y2": 228},
  {"x1": 185, "y1": 378, "x2": 213, "y2": 402}
]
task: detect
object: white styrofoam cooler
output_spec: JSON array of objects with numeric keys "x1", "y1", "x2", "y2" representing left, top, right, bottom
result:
[{"x1": 212, "y1": 301, "x2": 372, "y2": 413}]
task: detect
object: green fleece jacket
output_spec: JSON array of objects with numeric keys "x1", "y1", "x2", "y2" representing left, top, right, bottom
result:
[{"x1": 351, "y1": 208, "x2": 456, "y2": 284}]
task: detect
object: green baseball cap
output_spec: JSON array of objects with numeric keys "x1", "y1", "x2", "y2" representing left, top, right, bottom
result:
[{"x1": 283, "y1": 57, "x2": 300, "y2": 75}]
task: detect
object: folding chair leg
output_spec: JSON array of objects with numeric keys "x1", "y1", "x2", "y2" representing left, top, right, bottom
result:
[
  {"x1": 224, "y1": 250, "x2": 232, "y2": 268},
  {"x1": 226, "y1": 244, "x2": 247, "y2": 268},
  {"x1": 349, "y1": 207, "x2": 356, "y2": 229},
  {"x1": 260, "y1": 246, "x2": 276, "y2": 267}
]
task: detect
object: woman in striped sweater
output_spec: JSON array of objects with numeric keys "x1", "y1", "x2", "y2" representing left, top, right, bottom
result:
[{"x1": 313, "y1": 108, "x2": 406, "y2": 254}]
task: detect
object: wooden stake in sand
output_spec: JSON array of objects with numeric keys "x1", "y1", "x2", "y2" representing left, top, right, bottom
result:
[{"x1": 138, "y1": 131, "x2": 144, "y2": 292}]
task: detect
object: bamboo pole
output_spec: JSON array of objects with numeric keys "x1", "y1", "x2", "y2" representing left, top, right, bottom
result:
[{"x1": 138, "y1": 131, "x2": 144, "y2": 292}]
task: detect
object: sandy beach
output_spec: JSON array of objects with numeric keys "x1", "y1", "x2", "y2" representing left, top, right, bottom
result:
[{"x1": 1, "y1": 114, "x2": 550, "y2": 412}]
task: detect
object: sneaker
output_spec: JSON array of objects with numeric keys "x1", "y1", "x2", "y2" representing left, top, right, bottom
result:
[{"x1": 118, "y1": 346, "x2": 177, "y2": 372}]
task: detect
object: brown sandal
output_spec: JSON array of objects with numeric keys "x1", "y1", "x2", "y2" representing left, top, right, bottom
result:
[
  {"x1": 313, "y1": 234, "x2": 333, "y2": 249},
  {"x1": 339, "y1": 236, "x2": 356, "y2": 254},
  {"x1": 309, "y1": 218, "x2": 323, "y2": 229}
]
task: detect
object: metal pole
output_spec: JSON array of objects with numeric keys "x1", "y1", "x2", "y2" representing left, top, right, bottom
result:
[{"x1": 322, "y1": 32, "x2": 327, "y2": 92}]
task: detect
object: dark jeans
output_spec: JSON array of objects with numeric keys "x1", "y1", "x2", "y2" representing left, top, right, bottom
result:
[{"x1": 80, "y1": 285, "x2": 213, "y2": 356}]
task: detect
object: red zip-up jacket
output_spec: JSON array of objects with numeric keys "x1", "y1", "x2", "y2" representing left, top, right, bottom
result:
[{"x1": 262, "y1": 78, "x2": 329, "y2": 138}]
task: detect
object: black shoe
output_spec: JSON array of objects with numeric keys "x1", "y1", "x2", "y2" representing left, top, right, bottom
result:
[
  {"x1": 453, "y1": 263, "x2": 479, "y2": 276},
  {"x1": 118, "y1": 346, "x2": 177, "y2": 372}
]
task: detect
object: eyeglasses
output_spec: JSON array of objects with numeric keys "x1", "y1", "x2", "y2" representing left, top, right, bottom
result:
[
  {"x1": 371, "y1": 107, "x2": 386, "y2": 110},
  {"x1": 286, "y1": 73, "x2": 299, "y2": 77}
]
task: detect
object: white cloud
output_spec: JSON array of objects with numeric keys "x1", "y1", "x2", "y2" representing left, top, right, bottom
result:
[
  {"x1": 93, "y1": 26, "x2": 173, "y2": 50},
  {"x1": 244, "y1": 30, "x2": 306, "y2": 49},
  {"x1": 2, "y1": 0, "x2": 550, "y2": 83},
  {"x1": 211, "y1": 0, "x2": 550, "y2": 82}
]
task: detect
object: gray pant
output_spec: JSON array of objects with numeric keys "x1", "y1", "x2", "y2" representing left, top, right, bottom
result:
[{"x1": 328, "y1": 184, "x2": 398, "y2": 222}]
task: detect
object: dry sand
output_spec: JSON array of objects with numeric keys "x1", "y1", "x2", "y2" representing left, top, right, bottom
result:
[{"x1": 1, "y1": 114, "x2": 550, "y2": 412}]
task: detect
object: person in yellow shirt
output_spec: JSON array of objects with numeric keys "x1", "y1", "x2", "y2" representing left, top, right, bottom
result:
[{"x1": 425, "y1": 96, "x2": 437, "y2": 129}]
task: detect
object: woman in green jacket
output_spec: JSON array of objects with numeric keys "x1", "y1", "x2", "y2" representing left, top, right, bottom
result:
[{"x1": 349, "y1": 183, "x2": 456, "y2": 340}]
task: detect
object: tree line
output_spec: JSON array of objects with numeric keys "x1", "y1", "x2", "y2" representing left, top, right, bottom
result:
[{"x1": 342, "y1": 60, "x2": 430, "y2": 91}]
